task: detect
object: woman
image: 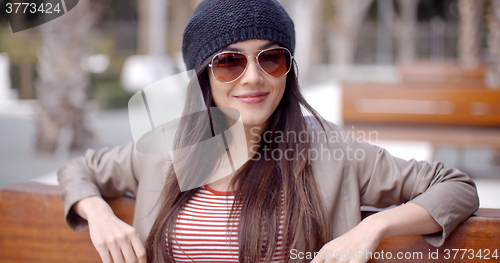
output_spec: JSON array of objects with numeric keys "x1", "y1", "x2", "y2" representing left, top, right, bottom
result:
[{"x1": 58, "y1": 0, "x2": 479, "y2": 262}]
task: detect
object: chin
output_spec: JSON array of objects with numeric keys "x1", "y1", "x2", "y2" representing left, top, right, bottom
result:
[
  {"x1": 242, "y1": 119, "x2": 265, "y2": 127},
  {"x1": 241, "y1": 115, "x2": 269, "y2": 128}
]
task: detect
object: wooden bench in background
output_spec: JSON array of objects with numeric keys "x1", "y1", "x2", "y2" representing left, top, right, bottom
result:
[
  {"x1": 343, "y1": 61, "x2": 500, "y2": 128},
  {"x1": 399, "y1": 61, "x2": 487, "y2": 83},
  {"x1": 342, "y1": 61, "x2": 500, "y2": 152},
  {"x1": 342, "y1": 84, "x2": 500, "y2": 127},
  {"x1": 1, "y1": 182, "x2": 499, "y2": 262}
]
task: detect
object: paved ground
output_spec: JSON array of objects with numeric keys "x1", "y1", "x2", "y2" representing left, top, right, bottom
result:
[{"x1": 0, "y1": 107, "x2": 132, "y2": 188}]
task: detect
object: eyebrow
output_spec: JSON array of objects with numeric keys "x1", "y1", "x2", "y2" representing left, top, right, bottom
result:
[{"x1": 223, "y1": 41, "x2": 277, "y2": 52}]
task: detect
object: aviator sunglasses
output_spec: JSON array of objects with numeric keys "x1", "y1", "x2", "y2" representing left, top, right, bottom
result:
[{"x1": 208, "y1": 47, "x2": 293, "y2": 83}]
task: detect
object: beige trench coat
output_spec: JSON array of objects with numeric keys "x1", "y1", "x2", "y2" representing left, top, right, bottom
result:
[{"x1": 58, "y1": 118, "x2": 479, "y2": 254}]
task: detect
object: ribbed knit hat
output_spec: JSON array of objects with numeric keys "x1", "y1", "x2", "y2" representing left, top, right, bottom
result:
[{"x1": 182, "y1": 0, "x2": 295, "y2": 71}]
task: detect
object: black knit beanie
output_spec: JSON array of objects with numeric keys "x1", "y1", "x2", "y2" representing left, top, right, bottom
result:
[{"x1": 182, "y1": 0, "x2": 295, "y2": 71}]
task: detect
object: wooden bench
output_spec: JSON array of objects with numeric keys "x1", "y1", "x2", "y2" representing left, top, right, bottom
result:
[
  {"x1": 343, "y1": 61, "x2": 500, "y2": 127},
  {"x1": 0, "y1": 183, "x2": 134, "y2": 263},
  {"x1": 0, "y1": 182, "x2": 499, "y2": 262}
]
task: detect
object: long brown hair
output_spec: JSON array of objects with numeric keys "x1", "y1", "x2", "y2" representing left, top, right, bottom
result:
[{"x1": 146, "y1": 54, "x2": 331, "y2": 262}]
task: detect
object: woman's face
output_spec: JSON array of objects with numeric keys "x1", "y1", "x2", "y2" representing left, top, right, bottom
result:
[{"x1": 208, "y1": 39, "x2": 287, "y2": 130}]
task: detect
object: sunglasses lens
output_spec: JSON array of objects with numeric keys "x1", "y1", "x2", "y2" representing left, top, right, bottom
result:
[
  {"x1": 211, "y1": 53, "x2": 247, "y2": 82},
  {"x1": 258, "y1": 49, "x2": 291, "y2": 77}
]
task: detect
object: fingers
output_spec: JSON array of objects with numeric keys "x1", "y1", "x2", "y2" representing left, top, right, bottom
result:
[
  {"x1": 311, "y1": 248, "x2": 325, "y2": 263},
  {"x1": 120, "y1": 228, "x2": 147, "y2": 263},
  {"x1": 130, "y1": 233, "x2": 147, "y2": 263},
  {"x1": 95, "y1": 244, "x2": 114, "y2": 263},
  {"x1": 93, "y1": 237, "x2": 127, "y2": 263},
  {"x1": 89, "y1": 219, "x2": 145, "y2": 263},
  {"x1": 107, "y1": 231, "x2": 145, "y2": 263},
  {"x1": 310, "y1": 255, "x2": 322, "y2": 263},
  {"x1": 108, "y1": 241, "x2": 126, "y2": 263},
  {"x1": 94, "y1": 235, "x2": 144, "y2": 263}
]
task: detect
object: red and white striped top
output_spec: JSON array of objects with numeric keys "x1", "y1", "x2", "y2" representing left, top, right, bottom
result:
[{"x1": 167, "y1": 185, "x2": 285, "y2": 262}]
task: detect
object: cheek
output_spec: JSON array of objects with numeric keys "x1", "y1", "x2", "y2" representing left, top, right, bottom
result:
[
  {"x1": 209, "y1": 76, "x2": 234, "y2": 107},
  {"x1": 209, "y1": 75, "x2": 222, "y2": 105},
  {"x1": 274, "y1": 78, "x2": 287, "y2": 101}
]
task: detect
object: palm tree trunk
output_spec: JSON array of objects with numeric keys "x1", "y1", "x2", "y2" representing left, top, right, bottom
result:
[{"x1": 34, "y1": 0, "x2": 96, "y2": 154}]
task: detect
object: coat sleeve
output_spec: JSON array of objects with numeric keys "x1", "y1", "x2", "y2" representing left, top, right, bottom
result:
[
  {"x1": 327, "y1": 122, "x2": 479, "y2": 247},
  {"x1": 57, "y1": 141, "x2": 140, "y2": 232}
]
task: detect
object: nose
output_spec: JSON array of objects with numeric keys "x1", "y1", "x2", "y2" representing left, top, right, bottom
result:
[{"x1": 239, "y1": 55, "x2": 264, "y2": 85}]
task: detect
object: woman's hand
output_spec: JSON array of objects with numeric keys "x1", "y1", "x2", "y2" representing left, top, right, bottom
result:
[
  {"x1": 312, "y1": 203, "x2": 442, "y2": 263},
  {"x1": 74, "y1": 196, "x2": 147, "y2": 263},
  {"x1": 311, "y1": 217, "x2": 382, "y2": 263}
]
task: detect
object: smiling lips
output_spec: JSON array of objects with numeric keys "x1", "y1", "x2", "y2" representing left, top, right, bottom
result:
[{"x1": 234, "y1": 91, "x2": 269, "y2": 104}]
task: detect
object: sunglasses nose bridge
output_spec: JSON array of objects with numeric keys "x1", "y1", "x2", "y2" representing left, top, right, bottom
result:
[
  {"x1": 247, "y1": 55, "x2": 263, "y2": 71},
  {"x1": 239, "y1": 55, "x2": 264, "y2": 82}
]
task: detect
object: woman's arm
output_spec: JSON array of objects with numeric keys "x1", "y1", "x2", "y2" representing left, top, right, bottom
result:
[
  {"x1": 314, "y1": 119, "x2": 479, "y2": 246},
  {"x1": 366, "y1": 202, "x2": 442, "y2": 238},
  {"x1": 355, "y1": 148, "x2": 478, "y2": 246},
  {"x1": 74, "y1": 196, "x2": 147, "y2": 263},
  {"x1": 306, "y1": 119, "x2": 479, "y2": 262},
  {"x1": 58, "y1": 142, "x2": 139, "y2": 231},
  {"x1": 58, "y1": 142, "x2": 145, "y2": 263},
  {"x1": 311, "y1": 203, "x2": 441, "y2": 263}
]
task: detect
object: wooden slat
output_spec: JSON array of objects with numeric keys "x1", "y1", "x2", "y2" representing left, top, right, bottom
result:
[
  {"x1": 342, "y1": 83, "x2": 500, "y2": 127},
  {"x1": 1, "y1": 183, "x2": 499, "y2": 262},
  {"x1": 399, "y1": 61, "x2": 486, "y2": 81},
  {"x1": 348, "y1": 80, "x2": 490, "y2": 90}
]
